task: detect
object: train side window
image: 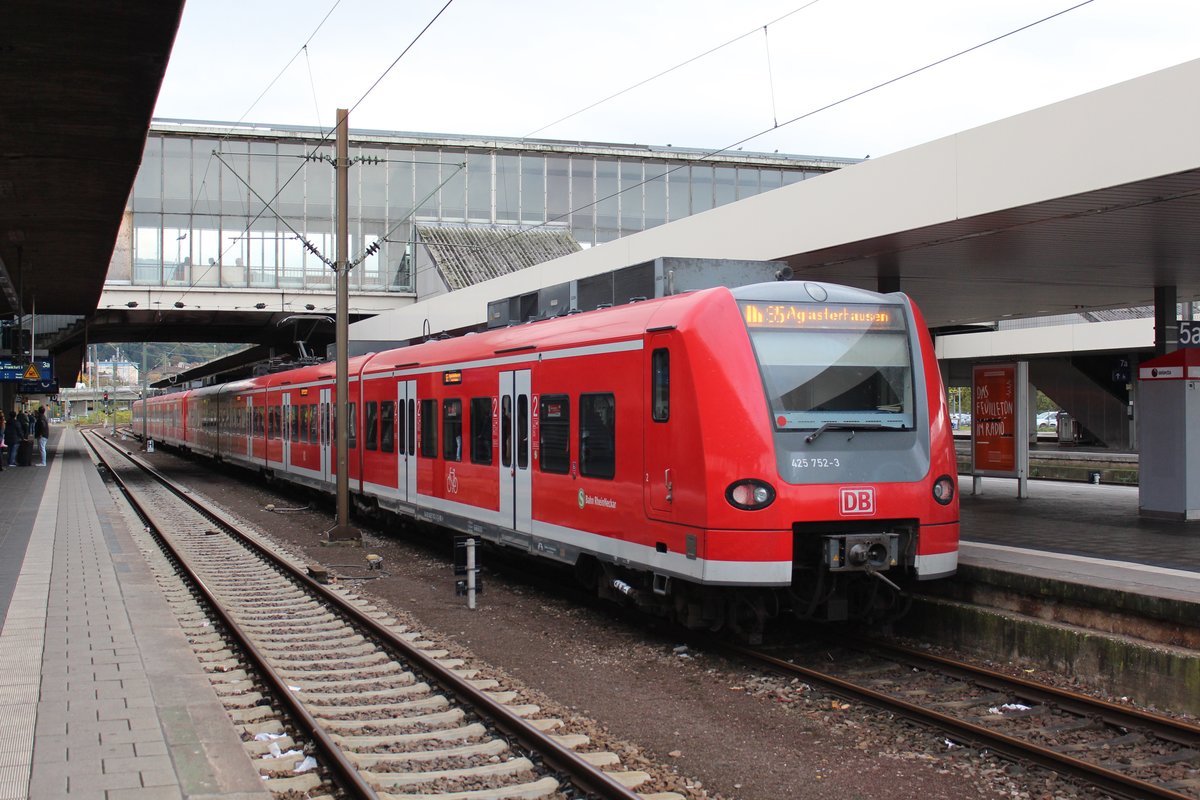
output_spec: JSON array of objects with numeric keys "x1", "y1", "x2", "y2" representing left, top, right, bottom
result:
[
  {"x1": 365, "y1": 401, "x2": 378, "y2": 451},
  {"x1": 348, "y1": 403, "x2": 357, "y2": 449},
  {"x1": 517, "y1": 394, "x2": 529, "y2": 470},
  {"x1": 501, "y1": 395, "x2": 512, "y2": 467},
  {"x1": 469, "y1": 397, "x2": 492, "y2": 465},
  {"x1": 380, "y1": 401, "x2": 395, "y2": 453},
  {"x1": 539, "y1": 394, "x2": 570, "y2": 474},
  {"x1": 443, "y1": 399, "x2": 462, "y2": 461},
  {"x1": 652, "y1": 348, "x2": 670, "y2": 422},
  {"x1": 419, "y1": 399, "x2": 438, "y2": 458},
  {"x1": 580, "y1": 393, "x2": 616, "y2": 479},
  {"x1": 407, "y1": 399, "x2": 416, "y2": 456}
]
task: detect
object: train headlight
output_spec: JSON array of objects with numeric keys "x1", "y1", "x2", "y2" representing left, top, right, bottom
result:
[
  {"x1": 726, "y1": 480, "x2": 776, "y2": 510},
  {"x1": 932, "y1": 474, "x2": 955, "y2": 505}
]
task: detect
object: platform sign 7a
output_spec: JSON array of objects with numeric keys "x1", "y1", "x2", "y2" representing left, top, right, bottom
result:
[{"x1": 1179, "y1": 320, "x2": 1200, "y2": 348}]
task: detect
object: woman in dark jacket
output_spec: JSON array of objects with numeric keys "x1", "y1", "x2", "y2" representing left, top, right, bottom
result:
[{"x1": 4, "y1": 410, "x2": 19, "y2": 468}]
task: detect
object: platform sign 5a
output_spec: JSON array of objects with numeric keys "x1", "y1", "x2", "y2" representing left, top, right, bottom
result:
[
  {"x1": 1179, "y1": 320, "x2": 1200, "y2": 348},
  {"x1": 972, "y1": 364, "x2": 1017, "y2": 475}
]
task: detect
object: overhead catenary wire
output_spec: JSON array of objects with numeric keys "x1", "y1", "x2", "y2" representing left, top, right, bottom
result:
[
  {"x1": 348, "y1": 163, "x2": 465, "y2": 268},
  {"x1": 482, "y1": 3, "x2": 825, "y2": 238},
  {"x1": 173, "y1": 0, "x2": 343, "y2": 305},
  {"x1": 303, "y1": 46, "x2": 326, "y2": 136},
  {"x1": 231, "y1": 0, "x2": 342, "y2": 134},
  {"x1": 459, "y1": 0, "x2": 1097, "y2": 264},
  {"x1": 222, "y1": 0, "x2": 457, "y2": 267},
  {"x1": 521, "y1": 0, "x2": 822, "y2": 140},
  {"x1": 173, "y1": 0, "x2": 454, "y2": 306},
  {"x1": 346, "y1": 0, "x2": 455, "y2": 118},
  {"x1": 763, "y1": 25, "x2": 779, "y2": 129},
  {"x1": 214, "y1": 151, "x2": 334, "y2": 267}
]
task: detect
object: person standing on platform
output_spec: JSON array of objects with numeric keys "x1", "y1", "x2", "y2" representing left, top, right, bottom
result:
[
  {"x1": 16, "y1": 409, "x2": 30, "y2": 466},
  {"x1": 4, "y1": 411, "x2": 18, "y2": 468},
  {"x1": 34, "y1": 407, "x2": 48, "y2": 467},
  {"x1": 0, "y1": 411, "x2": 7, "y2": 471}
]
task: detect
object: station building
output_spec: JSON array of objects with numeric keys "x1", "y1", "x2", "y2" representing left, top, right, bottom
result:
[{"x1": 112, "y1": 120, "x2": 854, "y2": 301}]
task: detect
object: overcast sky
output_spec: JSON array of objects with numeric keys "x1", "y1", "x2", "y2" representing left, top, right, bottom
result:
[{"x1": 154, "y1": 0, "x2": 1198, "y2": 160}]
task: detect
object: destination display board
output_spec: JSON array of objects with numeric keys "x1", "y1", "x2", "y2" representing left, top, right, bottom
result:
[
  {"x1": 972, "y1": 364, "x2": 1017, "y2": 476},
  {"x1": 0, "y1": 359, "x2": 51, "y2": 383},
  {"x1": 18, "y1": 380, "x2": 58, "y2": 395},
  {"x1": 739, "y1": 302, "x2": 904, "y2": 332}
]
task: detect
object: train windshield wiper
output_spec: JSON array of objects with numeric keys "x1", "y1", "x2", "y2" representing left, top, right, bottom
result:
[{"x1": 804, "y1": 421, "x2": 905, "y2": 444}]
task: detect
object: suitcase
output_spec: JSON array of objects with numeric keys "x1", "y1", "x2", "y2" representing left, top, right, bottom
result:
[{"x1": 17, "y1": 439, "x2": 33, "y2": 467}]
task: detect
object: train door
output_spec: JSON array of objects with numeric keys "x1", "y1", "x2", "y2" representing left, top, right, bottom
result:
[
  {"x1": 645, "y1": 336, "x2": 674, "y2": 519},
  {"x1": 281, "y1": 393, "x2": 291, "y2": 468},
  {"x1": 499, "y1": 370, "x2": 532, "y2": 535},
  {"x1": 398, "y1": 380, "x2": 417, "y2": 503},
  {"x1": 244, "y1": 395, "x2": 254, "y2": 459},
  {"x1": 320, "y1": 387, "x2": 332, "y2": 483}
]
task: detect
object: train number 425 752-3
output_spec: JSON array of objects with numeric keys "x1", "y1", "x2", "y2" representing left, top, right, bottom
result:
[{"x1": 791, "y1": 457, "x2": 841, "y2": 469}]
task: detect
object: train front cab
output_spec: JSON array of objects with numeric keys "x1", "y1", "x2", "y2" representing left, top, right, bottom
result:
[
  {"x1": 731, "y1": 282, "x2": 958, "y2": 621},
  {"x1": 634, "y1": 284, "x2": 958, "y2": 631}
]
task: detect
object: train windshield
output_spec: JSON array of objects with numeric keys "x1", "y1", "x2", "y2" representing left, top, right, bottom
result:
[{"x1": 739, "y1": 301, "x2": 914, "y2": 431}]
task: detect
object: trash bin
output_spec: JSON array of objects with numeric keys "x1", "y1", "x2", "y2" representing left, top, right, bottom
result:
[{"x1": 1088, "y1": 471, "x2": 1101, "y2": 484}]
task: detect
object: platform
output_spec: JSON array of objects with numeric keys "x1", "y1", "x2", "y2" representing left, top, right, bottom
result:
[
  {"x1": 960, "y1": 474, "x2": 1200, "y2": 594},
  {"x1": 958, "y1": 475, "x2": 1200, "y2": 608},
  {"x1": 0, "y1": 427, "x2": 268, "y2": 800}
]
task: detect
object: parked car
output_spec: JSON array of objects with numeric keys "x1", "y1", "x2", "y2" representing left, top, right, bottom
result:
[{"x1": 1036, "y1": 411, "x2": 1060, "y2": 429}]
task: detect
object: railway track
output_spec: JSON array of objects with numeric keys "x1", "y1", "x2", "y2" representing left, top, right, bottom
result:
[
  {"x1": 725, "y1": 636, "x2": 1200, "y2": 800},
  {"x1": 85, "y1": 430, "x2": 681, "y2": 800}
]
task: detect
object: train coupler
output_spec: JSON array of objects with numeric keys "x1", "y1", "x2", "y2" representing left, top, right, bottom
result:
[{"x1": 823, "y1": 533, "x2": 899, "y2": 573}]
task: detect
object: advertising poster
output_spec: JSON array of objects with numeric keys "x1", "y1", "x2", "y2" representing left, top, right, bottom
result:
[{"x1": 972, "y1": 364, "x2": 1017, "y2": 476}]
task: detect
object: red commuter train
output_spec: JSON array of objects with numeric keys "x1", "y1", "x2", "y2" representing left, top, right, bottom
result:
[{"x1": 134, "y1": 281, "x2": 959, "y2": 638}]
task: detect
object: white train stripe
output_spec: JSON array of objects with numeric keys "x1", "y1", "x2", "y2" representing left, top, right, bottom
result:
[{"x1": 915, "y1": 550, "x2": 958, "y2": 579}]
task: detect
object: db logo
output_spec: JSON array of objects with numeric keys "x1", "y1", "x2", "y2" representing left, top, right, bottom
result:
[{"x1": 840, "y1": 487, "x2": 876, "y2": 516}]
